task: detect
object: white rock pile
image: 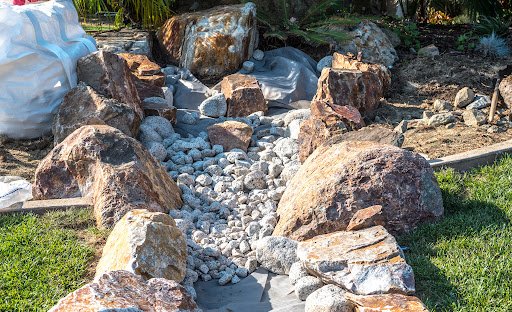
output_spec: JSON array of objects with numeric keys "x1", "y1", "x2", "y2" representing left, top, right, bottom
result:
[{"x1": 138, "y1": 110, "x2": 307, "y2": 296}]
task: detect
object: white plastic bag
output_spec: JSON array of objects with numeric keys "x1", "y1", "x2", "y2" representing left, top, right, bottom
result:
[
  {"x1": 0, "y1": 0, "x2": 97, "y2": 139},
  {"x1": 0, "y1": 176, "x2": 33, "y2": 209}
]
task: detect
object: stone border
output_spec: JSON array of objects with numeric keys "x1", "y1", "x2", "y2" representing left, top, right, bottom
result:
[
  {"x1": 429, "y1": 140, "x2": 512, "y2": 171},
  {"x1": 0, "y1": 197, "x2": 92, "y2": 215}
]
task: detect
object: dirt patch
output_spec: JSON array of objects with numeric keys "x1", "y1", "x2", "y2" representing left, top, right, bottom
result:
[{"x1": 0, "y1": 136, "x2": 53, "y2": 181}]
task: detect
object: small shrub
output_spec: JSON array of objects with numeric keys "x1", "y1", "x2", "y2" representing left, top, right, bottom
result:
[
  {"x1": 427, "y1": 7, "x2": 453, "y2": 25},
  {"x1": 456, "y1": 32, "x2": 476, "y2": 52},
  {"x1": 476, "y1": 32, "x2": 511, "y2": 58},
  {"x1": 393, "y1": 22, "x2": 420, "y2": 50},
  {"x1": 475, "y1": 15, "x2": 511, "y2": 36}
]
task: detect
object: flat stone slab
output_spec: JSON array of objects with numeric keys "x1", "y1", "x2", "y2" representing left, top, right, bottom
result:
[
  {"x1": 196, "y1": 268, "x2": 304, "y2": 312},
  {"x1": 429, "y1": 139, "x2": 512, "y2": 171},
  {"x1": 0, "y1": 197, "x2": 92, "y2": 215}
]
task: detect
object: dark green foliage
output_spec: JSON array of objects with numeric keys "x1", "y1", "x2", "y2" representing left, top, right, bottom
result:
[
  {"x1": 455, "y1": 32, "x2": 476, "y2": 51},
  {"x1": 392, "y1": 22, "x2": 420, "y2": 49},
  {"x1": 251, "y1": 0, "x2": 358, "y2": 46},
  {"x1": 474, "y1": 15, "x2": 511, "y2": 36}
]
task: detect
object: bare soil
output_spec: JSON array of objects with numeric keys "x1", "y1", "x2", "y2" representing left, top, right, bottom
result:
[{"x1": 0, "y1": 136, "x2": 53, "y2": 181}]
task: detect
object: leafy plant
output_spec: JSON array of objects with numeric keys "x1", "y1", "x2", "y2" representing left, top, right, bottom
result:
[
  {"x1": 252, "y1": 0, "x2": 357, "y2": 46},
  {"x1": 455, "y1": 32, "x2": 476, "y2": 51},
  {"x1": 476, "y1": 32, "x2": 511, "y2": 58},
  {"x1": 474, "y1": 15, "x2": 511, "y2": 36},
  {"x1": 393, "y1": 22, "x2": 420, "y2": 50},
  {"x1": 427, "y1": 7, "x2": 453, "y2": 24}
]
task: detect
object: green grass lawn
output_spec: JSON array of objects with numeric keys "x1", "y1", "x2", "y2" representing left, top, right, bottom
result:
[
  {"x1": 400, "y1": 156, "x2": 512, "y2": 311},
  {"x1": 0, "y1": 209, "x2": 105, "y2": 312}
]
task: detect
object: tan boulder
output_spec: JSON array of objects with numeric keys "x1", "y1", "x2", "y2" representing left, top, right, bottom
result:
[
  {"x1": 298, "y1": 100, "x2": 364, "y2": 162},
  {"x1": 314, "y1": 68, "x2": 383, "y2": 119},
  {"x1": 77, "y1": 50, "x2": 143, "y2": 119},
  {"x1": 52, "y1": 83, "x2": 141, "y2": 144},
  {"x1": 499, "y1": 75, "x2": 512, "y2": 108},
  {"x1": 119, "y1": 53, "x2": 166, "y2": 100},
  {"x1": 274, "y1": 140, "x2": 443, "y2": 240},
  {"x1": 156, "y1": 3, "x2": 258, "y2": 79},
  {"x1": 332, "y1": 52, "x2": 391, "y2": 91},
  {"x1": 33, "y1": 125, "x2": 182, "y2": 228},
  {"x1": 95, "y1": 209, "x2": 186, "y2": 282},
  {"x1": 221, "y1": 74, "x2": 267, "y2": 117},
  {"x1": 346, "y1": 205, "x2": 386, "y2": 231},
  {"x1": 346, "y1": 293, "x2": 428, "y2": 312},
  {"x1": 297, "y1": 226, "x2": 415, "y2": 295},
  {"x1": 207, "y1": 120, "x2": 253, "y2": 152},
  {"x1": 49, "y1": 270, "x2": 200, "y2": 312}
]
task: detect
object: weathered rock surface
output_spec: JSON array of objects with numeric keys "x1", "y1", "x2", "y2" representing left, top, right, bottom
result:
[
  {"x1": 156, "y1": 3, "x2": 258, "y2": 79},
  {"x1": 463, "y1": 109, "x2": 486, "y2": 127},
  {"x1": 53, "y1": 83, "x2": 140, "y2": 144},
  {"x1": 256, "y1": 236, "x2": 298, "y2": 274},
  {"x1": 305, "y1": 285, "x2": 353, "y2": 312},
  {"x1": 199, "y1": 93, "x2": 228, "y2": 117},
  {"x1": 221, "y1": 74, "x2": 267, "y2": 117},
  {"x1": 336, "y1": 21, "x2": 398, "y2": 68},
  {"x1": 207, "y1": 120, "x2": 253, "y2": 152},
  {"x1": 33, "y1": 125, "x2": 182, "y2": 227},
  {"x1": 314, "y1": 68, "x2": 383, "y2": 119},
  {"x1": 346, "y1": 293, "x2": 428, "y2": 312},
  {"x1": 297, "y1": 226, "x2": 415, "y2": 295},
  {"x1": 119, "y1": 53, "x2": 166, "y2": 100},
  {"x1": 333, "y1": 125, "x2": 404, "y2": 147},
  {"x1": 427, "y1": 112, "x2": 456, "y2": 127},
  {"x1": 499, "y1": 75, "x2": 512, "y2": 108},
  {"x1": 95, "y1": 209, "x2": 187, "y2": 282},
  {"x1": 418, "y1": 44, "x2": 440, "y2": 57},
  {"x1": 77, "y1": 50, "x2": 143, "y2": 119},
  {"x1": 346, "y1": 205, "x2": 385, "y2": 231},
  {"x1": 143, "y1": 97, "x2": 177, "y2": 123},
  {"x1": 295, "y1": 276, "x2": 324, "y2": 301},
  {"x1": 332, "y1": 52, "x2": 391, "y2": 91},
  {"x1": 454, "y1": 87, "x2": 475, "y2": 108},
  {"x1": 49, "y1": 270, "x2": 200, "y2": 312},
  {"x1": 298, "y1": 100, "x2": 363, "y2": 162},
  {"x1": 274, "y1": 140, "x2": 443, "y2": 240}
]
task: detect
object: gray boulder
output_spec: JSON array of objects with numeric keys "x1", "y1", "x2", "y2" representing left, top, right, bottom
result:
[
  {"x1": 199, "y1": 93, "x2": 227, "y2": 117},
  {"x1": 256, "y1": 236, "x2": 298, "y2": 274}
]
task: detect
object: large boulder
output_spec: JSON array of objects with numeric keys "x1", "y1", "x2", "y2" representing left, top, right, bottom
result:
[
  {"x1": 53, "y1": 83, "x2": 141, "y2": 144},
  {"x1": 298, "y1": 100, "x2": 364, "y2": 162},
  {"x1": 77, "y1": 50, "x2": 143, "y2": 119},
  {"x1": 156, "y1": 3, "x2": 258, "y2": 79},
  {"x1": 95, "y1": 209, "x2": 187, "y2": 282},
  {"x1": 119, "y1": 53, "x2": 166, "y2": 100},
  {"x1": 332, "y1": 52, "x2": 391, "y2": 92},
  {"x1": 49, "y1": 270, "x2": 200, "y2": 312},
  {"x1": 499, "y1": 75, "x2": 512, "y2": 108},
  {"x1": 297, "y1": 226, "x2": 415, "y2": 295},
  {"x1": 274, "y1": 140, "x2": 443, "y2": 240},
  {"x1": 336, "y1": 21, "x2": 398, "y2": 68},
  {"x1": 207, "y1": 120, "x2": 253, "y2": 152},
  {"x1": 314, "y1": 68, "x2": 383, "y2": 119},
  {"x1": 346, "y1": 293, "x2": 428, "y2": 312},
  {"x1": 221, "y1": 73, "x2": 267, "y2": 117},
  {"x1": 33, "y1": 125, "x2": 182, "y2": 227}
]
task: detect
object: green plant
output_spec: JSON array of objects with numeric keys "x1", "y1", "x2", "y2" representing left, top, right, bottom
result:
[
  {"x1": 455, "y1": 32, "x2": 476, "y2": 51},
  {"x1": 72, "y1": 0, "x2": 173, "y2": 29},
  {"x1": 252, "y1": 0, "x2": 357, "y2": 46},
  {"x1": 474, "y1": 15, "x2": 511, "y2": 36},
  {"x1": 393, "y1": 22, "x2": 420, "y2": 50}
]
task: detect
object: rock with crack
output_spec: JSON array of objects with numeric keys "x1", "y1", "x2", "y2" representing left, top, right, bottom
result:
[
  {"x1": 156, "y1": 3, "x2": 258, "y2": 80},
  {"x1": 274, "y1": 140, "x2": 443, "y2": 240},
  {"x1": 297, "y1": 226, "x2": 415, "y2": 295},
  {"x1": 33, "y1": 125, "x2": 182, "y2": 228},
  {"x1": 221, "y1": 74, "x2": 267, "y2": 117},
  {"x1": 332, "y1": 52, "x2": 391, "y2": 92},
  {"x1": 207, "y1": 120, "x2": 253, "y2": 152},
  {"x1": 49, "y1": 270, "x2": 200, "y2": 312},
  {"x1": 119, "y1": 53, "x2": 166, "y2": 101},
  {"x1": 346, "y1": 293, "x2": 428, "y2": 311},
  {"x1": 53, "y1": 82, "x2": 141, "y2": 144},
  {"x1": 77, "y1": 50, "x2": 143, "y2": 119},
  {"x1": 95, "y1": 209, "x2": 187, "y2": 282}
]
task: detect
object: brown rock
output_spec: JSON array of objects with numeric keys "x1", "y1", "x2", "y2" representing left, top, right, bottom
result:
[
  {"x1": 347, "y1": 293, "x2": 428, "y2": 312},
  {"x1": 143, "y1": 100, "x2": 177, "y2": 124},
  {"x1": 33, "y1": 125, "x2": 182, "y2": 227},
  {"x1": 499, "y1": 75, "x2": 512, "y2": 108},
  {"x1": 346, "y1": 205, "x2": 386, "y2": 231},
  {"x1": 334, "y1": 125, "x2": 404, "y2": 147},
  {"x1": 53, "y1": 83, "x2": 141, "y2": 144},
  {"x1": 95, "y1": 209, "x2": 187, "y2": 282},
  {"x1": 274, "y1": 140, "x2": 443, "y2": 240},
  {"x1": 221, "y1": 74, "x2": 267, "y2": 117},
  {"x1": 77, "y1": 50, "x2": 143, "y2": 119},
  {"x1": 298, "y1": 100, "x2": 364, "y2": 162},
  {"x1": 314, "y1": 68, "x2": 383, "y2": 119},
  {"x1": 118, "y1": 53, "x2": 166, "y2": 100},
  {"x1": 207, "y1": 120, "x2": 253, "y2": 152},
  {"x1": 49, "y1": 270, "x2": 200, "y2": 312},
  {"x1": 332, "y1": 52, "x2": 391, "y2": 91},
  {"x1": 156, "y1": 3, "x2": 258, "y2": 79},
  {"x1": 297, "y1": 226, "x2": 415, "y2": 295}
]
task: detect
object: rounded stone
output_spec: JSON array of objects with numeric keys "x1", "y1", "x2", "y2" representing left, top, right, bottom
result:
[{"x1": 295, "y1": 276, "x2": 323, "y2": 301}]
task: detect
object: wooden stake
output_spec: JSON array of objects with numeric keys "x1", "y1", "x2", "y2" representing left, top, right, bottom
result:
[{"x1": 488, "y1": 78, "x2": 501, "y2": 124}]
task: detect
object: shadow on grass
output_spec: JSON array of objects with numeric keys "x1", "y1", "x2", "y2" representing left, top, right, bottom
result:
[{"x1": 399, "y1": 181, "x2": 512, "y2": 311}]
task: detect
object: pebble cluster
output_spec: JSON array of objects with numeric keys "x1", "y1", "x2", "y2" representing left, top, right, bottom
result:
[{"x1": 138, "y1": 110, "x2": 310, "y2": 298}]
